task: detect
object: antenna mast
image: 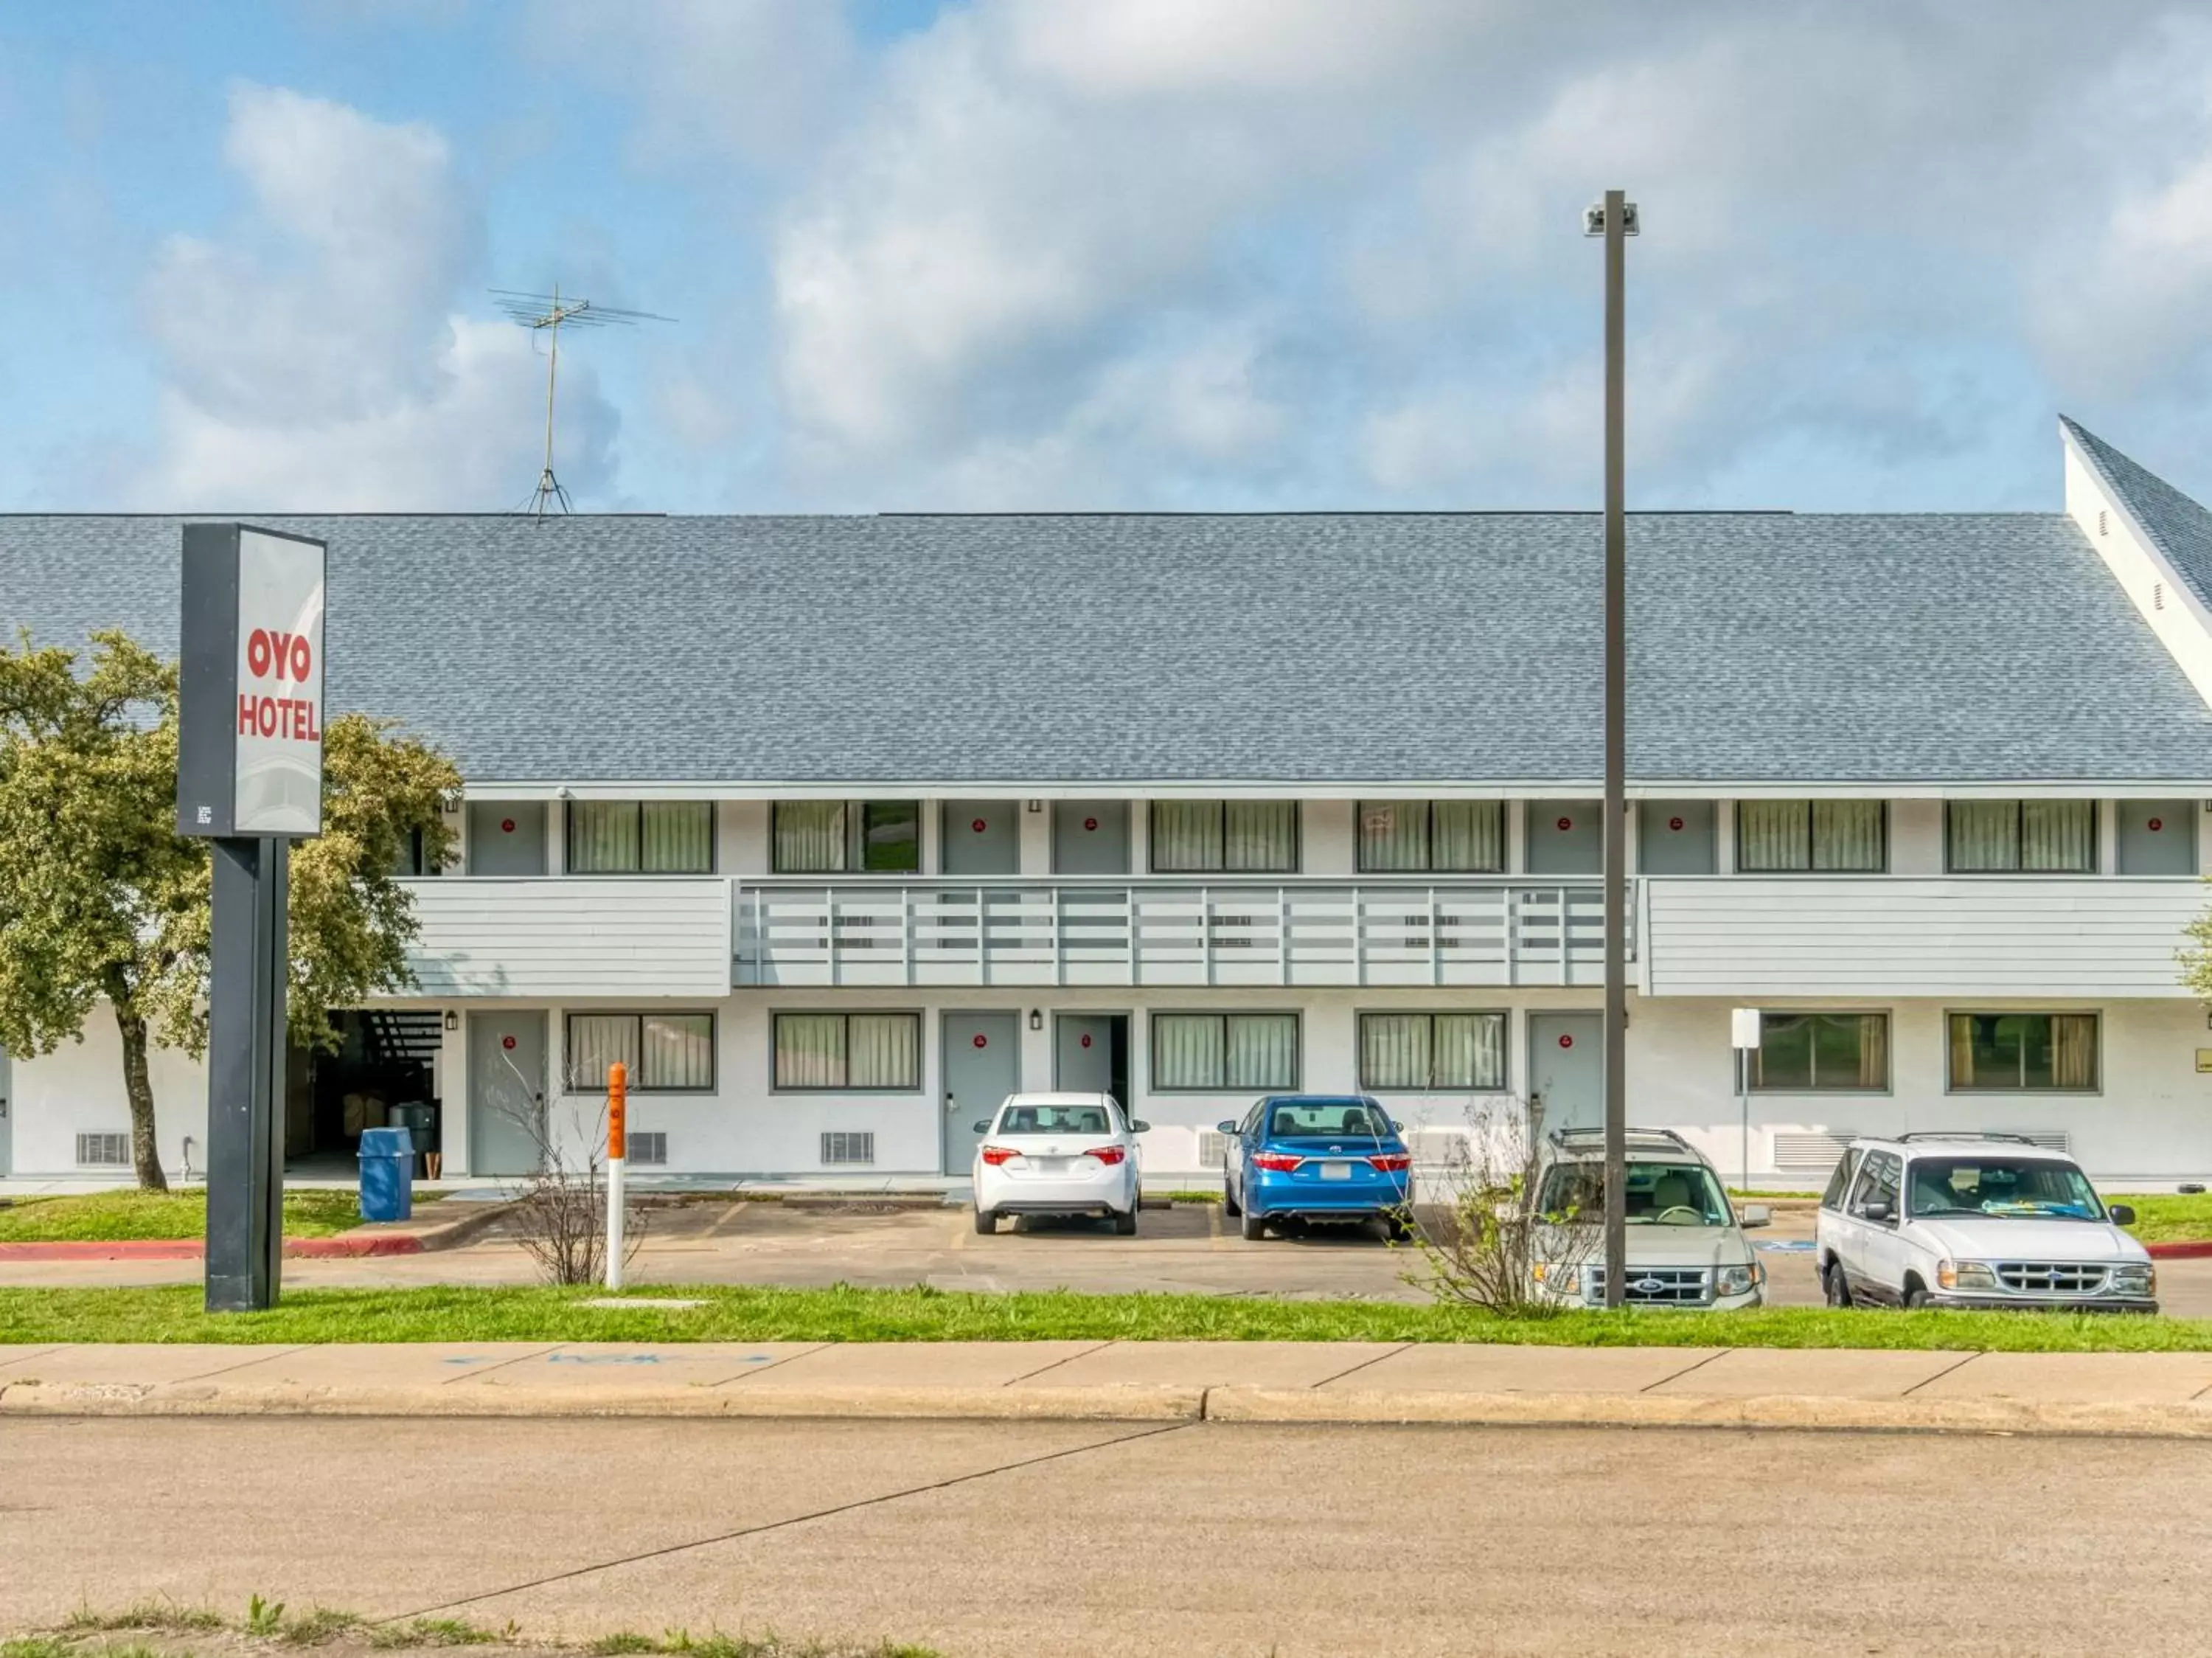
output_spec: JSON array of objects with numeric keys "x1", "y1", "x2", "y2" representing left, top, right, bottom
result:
[{"x1": 493, "y1": 285, "x2": 674, "y2": 518}]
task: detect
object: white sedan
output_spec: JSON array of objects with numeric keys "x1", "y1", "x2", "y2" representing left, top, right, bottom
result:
[{"x1": 971, "y1": 1092, "x2": 1147, "y2": 1235}]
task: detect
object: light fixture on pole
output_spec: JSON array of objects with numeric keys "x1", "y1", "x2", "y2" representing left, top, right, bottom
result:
[{"x1": 1585, "y1": 190, "x2": 1638, "y2": 1308}]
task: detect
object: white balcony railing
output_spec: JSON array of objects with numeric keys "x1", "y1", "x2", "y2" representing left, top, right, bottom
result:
[{"x1": 733, "y1": 878, "x2": 1617, "y2": 989}]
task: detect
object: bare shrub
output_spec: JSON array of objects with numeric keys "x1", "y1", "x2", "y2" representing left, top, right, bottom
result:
[
  {"x1": 1401, "y1": 1095, "x2": 1596, "y2": 1316},
  {"x1": 489, "y1": 1052, "x2": 647, "y2": 1287}
]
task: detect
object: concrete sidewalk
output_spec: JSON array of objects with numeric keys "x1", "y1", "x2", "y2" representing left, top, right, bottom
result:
[{"x1": 4, "y1": 1339, "x2": 2211, "y2": 1437}]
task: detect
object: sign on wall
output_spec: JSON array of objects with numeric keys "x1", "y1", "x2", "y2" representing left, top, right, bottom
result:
[{"x1": 175, "y1": 523, "x2": 327, "y2": 839}]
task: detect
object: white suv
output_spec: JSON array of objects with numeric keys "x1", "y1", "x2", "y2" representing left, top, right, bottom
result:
[
  {"x1": 1815, "y1": 1133, "x2": 2156, "y2": 1313},
  {"x1": 1529, "y1": 1128, "x2": 1770, "y2": 1309}
]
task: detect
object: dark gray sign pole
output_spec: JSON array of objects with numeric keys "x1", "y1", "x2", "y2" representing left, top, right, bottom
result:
[
  {"x1": 178, "y1": 524, "x2": 326, "y2": 1314},
  {"x1": 1589, "y1": 190, "x2": 1637, "y2": 1309}
]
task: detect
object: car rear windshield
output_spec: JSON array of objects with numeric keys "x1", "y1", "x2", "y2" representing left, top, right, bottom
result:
[
  {"x1": 1537, "y1": 1161, "x2": 1731, "y2": 1226},
  {"x1": 1906, "y1": 1158, "x2": 2105, "y2": 1221},
  {"x1": 995, "y1": 1103, "x2": 1113, "y2": 1136},
  {"x1": 1267, "y1": 1101, "x2": 1392, "y2": 1138}
]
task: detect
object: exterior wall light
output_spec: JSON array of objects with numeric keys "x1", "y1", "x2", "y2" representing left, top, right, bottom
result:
[
  {"x1": 1029, "y1": 1009, "x2": 1043, "y2": 1031},
  {"x1": 444, "y1": 1009, "x2": 459, "y2": 1033}
]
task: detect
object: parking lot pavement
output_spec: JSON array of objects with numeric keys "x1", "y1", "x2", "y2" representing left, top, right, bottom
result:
[{"x1": 7, "y1": 1196, "x2": 2211, "y2": 1318}]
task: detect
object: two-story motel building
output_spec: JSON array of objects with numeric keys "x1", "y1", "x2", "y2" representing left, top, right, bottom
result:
[{"x1": 8, "y1": 417, "x2": 2212, "y2": 1187}]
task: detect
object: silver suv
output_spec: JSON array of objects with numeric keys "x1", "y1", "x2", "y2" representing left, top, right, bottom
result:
[
  {"x1": 1529, "y1": 1128, "x2": 1769, "y2": 1308},
  {"x1": 1815, "y1": 1133, "x2": 2156, "y2": 1313}
]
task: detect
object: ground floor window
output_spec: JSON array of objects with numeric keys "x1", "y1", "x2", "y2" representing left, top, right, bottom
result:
[
  {"x1": 1947, "y1": 1012, "x2": 2098, "y2": 1091},
  {"x1": 773, "y1": 1011, "x2": 922, "y2": 1090},
  {"x1": 1750, "y1": 1012, "x2": 1888, "y2": 1091},
  {"x1": 1151, "y1": 1012, "x2": 1298, "y2": 1090},
  {"x1": 565, "y1": 1012, "x2": 715, "y2": 1092},
  {"x1": 1357, "y1": 1011, "x2": 1506, "y2": 1090}
]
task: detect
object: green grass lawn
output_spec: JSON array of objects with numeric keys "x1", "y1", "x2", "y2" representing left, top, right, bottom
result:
[
  {"x1": 0, "y1": 1188, "x2": 440, "y2": 1244},
  {"x1": 2115, "y1": 1192, "x2": 2212, "y2": 1244},
  {"x1": 2, "y1": 1281, "x2": 2208, "y2": 1351}
]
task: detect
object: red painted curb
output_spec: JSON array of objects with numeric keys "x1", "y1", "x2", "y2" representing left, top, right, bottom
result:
[
  {"x1": 0, "y1": 1234, "x2": 428, "y2": 1262},
  {"x1": 2146, "y1": 1240, "x2": 2212, "y2": 1260}
]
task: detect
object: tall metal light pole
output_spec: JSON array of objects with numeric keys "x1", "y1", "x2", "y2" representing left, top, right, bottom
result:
[{"x1": 1585, "y1": 190, "x2": 1637, "y2": 1308}]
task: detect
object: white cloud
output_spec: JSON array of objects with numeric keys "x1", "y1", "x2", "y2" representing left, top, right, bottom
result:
[{"x1": 128, "y1": 83, "x2": 617, "y2": 510}]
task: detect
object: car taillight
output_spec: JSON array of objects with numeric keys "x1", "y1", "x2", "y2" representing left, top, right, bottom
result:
[
  {"x1": 1368, "y1": 1153, "x2": 1412, "y2": 1172},
  {"x1": 978, "y1": 1145, "x2": 1020, "y2": 1166},
  {"x1": 1251, "y1": 1152, "x2": 1302, "y2": 1172},
  {"x1": 1085, "y1": 1145, "x2": 1127, "y2": 1165}
]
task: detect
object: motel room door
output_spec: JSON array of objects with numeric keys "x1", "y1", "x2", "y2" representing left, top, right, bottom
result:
[
  {"x1": 943, "y1": 1011, "x2": 1020, "y2": 1174},
  {"x1": 1528, "y1": 1012, "x2": 1602, "y2": 1137},
  {"x1": 1055, "y1": 1014, "x2": 1131, "y2": 1115},
  {"x1": 468, "y1": 1011, "x2": 546, "y2": 1176}
]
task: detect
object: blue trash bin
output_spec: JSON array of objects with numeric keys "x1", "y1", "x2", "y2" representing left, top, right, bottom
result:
[{"x1": 358, "y1": 1125, "x2": 414, "y2": 1223}]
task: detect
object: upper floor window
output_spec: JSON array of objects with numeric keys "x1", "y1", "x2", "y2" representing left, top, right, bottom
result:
[
  {"x1": 1357, "y1": 802, "x2": 1504, "y2": 873},
  {"x1": 1150, "y1": 801, "x2": 1298, "y2": 873},
  {"x1": 1947, "y1": 1012, "x2": 2098, "y2": 1091},
  {"x1": 1737, "y1": 800, "x2": 1885, "y2": 873},
  {"x1": 568, "y1": 801, "x2": 714, "y2": 874},
  {"x1": 1947, "y1": 800, "x2": 2095, "y2": 873},
  {"x1": 773, "y1": 800, "x2": 921, "y2": 874}
]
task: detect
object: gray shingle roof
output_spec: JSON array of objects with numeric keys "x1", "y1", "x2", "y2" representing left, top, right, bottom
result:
[
  {"x1": 2062, "y1": 416, "x2": 2212, "y2": 614},
  {"x1": 4, "y1": 507, "x2": 2211, "y2": 785}
]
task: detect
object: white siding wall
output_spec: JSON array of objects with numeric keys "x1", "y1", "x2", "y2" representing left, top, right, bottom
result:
[{"x1": 402, "y1": 878, "x2": 731, "y2": 998}]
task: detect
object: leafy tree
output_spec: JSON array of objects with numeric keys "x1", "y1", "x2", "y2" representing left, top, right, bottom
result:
[{"x1": 0, "y1": 630, "x2": 459, "y2": 1190}]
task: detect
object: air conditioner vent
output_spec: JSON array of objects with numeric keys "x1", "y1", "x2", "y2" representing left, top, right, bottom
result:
[
  {"x1": 627, "y1": 1131, "x2": 668, "y2": 1166},
  {"x1": 2156, "y1": 580, "x2": 2166, "y2": 611},
  {"x1": 1197, "y1": 1131, "x2": 1229, "y2": 1168},
  {"x1": 1773, "y1": 1131, "x2": 1852, "y2": 1173},
  {"x1": 821, "y1": 1131, "x2": 875, "y2": 1166},
  {"x1": 2098, "y1": 508, "x2": 2110, "y2": 538},
  {"x1": 76, "y1": 1132, "x2": 131, "y2": 1168}
]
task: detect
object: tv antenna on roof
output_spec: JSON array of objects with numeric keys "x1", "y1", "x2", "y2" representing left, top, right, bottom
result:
[{"x1": 493, "y1": 285, "x2": 674, "y2": 519}]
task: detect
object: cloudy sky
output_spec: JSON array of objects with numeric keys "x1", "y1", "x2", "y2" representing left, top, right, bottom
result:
[{"x1": 6, "y1": 0, "x2": 2212, "y2": 515}]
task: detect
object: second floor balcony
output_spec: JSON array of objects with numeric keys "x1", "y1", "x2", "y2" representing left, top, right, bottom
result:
[{"x1": 731, "y1": 877, "x2": 1614, "y2": 988}]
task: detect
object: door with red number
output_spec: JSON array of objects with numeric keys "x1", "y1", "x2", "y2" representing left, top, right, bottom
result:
[
  {"x1": 942, "y1": 800, "x2": 1019, "y2": 875},
  {"x1": 468, "y1": 1011, "x2": 546, "y2": 1176},
  {"x1": 942, "y1": 1011, "x2": 1020, "y2": 1173},
  {"x1": 1051, "y1": 801, "x2": 1130, "y2": 874},
  {"x1": 1525, "y1": 801, "x2": 1601, "y2": 875},
  {"x1": 2117, "y1": 799, "x2": 2195, "y2": 875},
  {"x1": 1528, "y1": 1013, "x2": 1602, "y2": 1136},
  {"x1": 466, "y1": 801, "x2": 546, "y2": 875}
]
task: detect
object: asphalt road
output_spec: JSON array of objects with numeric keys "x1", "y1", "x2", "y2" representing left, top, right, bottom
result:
[
  {"x1": 7, "y1": 1199, "x2": 2210, "y2": 1318},
  {"x1": 5, "y1": 1415, "x2": 2210, "y2": 1657}
]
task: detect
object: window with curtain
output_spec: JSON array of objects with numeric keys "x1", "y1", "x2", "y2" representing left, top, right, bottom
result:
[
  {"x1": 564, "y1": 1012, "x2": 714, "y2": 1092},
  {"x1": 1357, "y1": 802, "x2": 1505, "y2": 873},
  {"x1": 1947, "y1": 801, "x2": 2095, "y2": 873},
  {"x1": 772, "y1": 1011, "x2": 921, "y2": 1089},
  {"x1": 1736, "y1": 800, "x2": 1884, "y2": 872},
  {"x1": 1150, "y1": 802, "x2": 1298, "y2": 873},
  {"x1": 1750, "y1": 1013, "x2": 1889, "y2": 1091},
  {"x1": 567, "y1": 802, "x2": 712, "y2": 873},
  {"x1": 1358, "y1": 1011, "x2": 1507, "y2": 1090},
  {"x1": 1947, "y1": 1013, "x2": 2098, "y2": 1090},
  {"x1": 1151, "y1": 1013, "x2": 1298, "y2": 1090},
  {"x1": 771, "y1": 801, "x2": 920, "y2": 873}
]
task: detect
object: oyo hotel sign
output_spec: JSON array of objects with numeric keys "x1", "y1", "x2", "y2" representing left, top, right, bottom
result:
[{"x1": 175, "y1": 523, "x2": 327, "y2": 839}]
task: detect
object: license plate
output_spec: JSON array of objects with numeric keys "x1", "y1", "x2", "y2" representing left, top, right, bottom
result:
[
  {"x1": 1320, "y1": 1161, "x2": 1352, "y2": 1181},
  {"x1": 1030, "y1": 1157, "x2": 1070, "y2": 1174}
]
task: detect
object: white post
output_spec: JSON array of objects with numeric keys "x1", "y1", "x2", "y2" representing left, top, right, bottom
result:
[
  {"x1": 1730, "y1": 1007, "x2": 1761, "y2": 1191},
  {"x1": 606, "y1": 1059, "x2": 627, "y2": 1291}
]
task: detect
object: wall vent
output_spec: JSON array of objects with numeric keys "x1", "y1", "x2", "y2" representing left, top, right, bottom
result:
[
  {"x1": 2098, "y1": 508, "x2": 2110, "y2": 538},
  {"x1": 2156, "y1": 580, "x2": 2167, "y2": 611},
  {"x1": 76, "y1": 1132, "x2": 131, "y2": 1168},
  {"x1": 627, "y1": 1131, "x2": 668, "y2": 1166},
  {"x1": 1413, "y1": 1127, "x2": 1472, "y2": 1168},
  {"x1": 2014, "y1": 1131, "x2": 2070, "y2": 1154},
  {"x1": 1773, "y1": 1131, "x2": 1852, "y2": 1173},
  {"x1": 1197, "y1": 1131, "x2": 1229, "y2": 1168},
  {"x1": 821, "y1": 1131, "x2": 875, "y2": 1166}
]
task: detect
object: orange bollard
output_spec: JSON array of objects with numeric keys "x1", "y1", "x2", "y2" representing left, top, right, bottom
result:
[{"x1": 606, "y1": 1061, "x2": 628, "y2": 1289}]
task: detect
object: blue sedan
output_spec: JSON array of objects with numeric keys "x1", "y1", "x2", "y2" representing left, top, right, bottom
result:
[{"x1": 1220, "y1": 1095, "x2": 1415, "y2": 1241}]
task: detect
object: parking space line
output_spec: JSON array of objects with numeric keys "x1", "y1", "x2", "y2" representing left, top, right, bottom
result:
[
  {"x1": 1208, "y1": 1204, "x2": 1227, "y2": 1251},
  {"x1": 703, "y1": 1204, "x2": 753, "y2": 1238}
]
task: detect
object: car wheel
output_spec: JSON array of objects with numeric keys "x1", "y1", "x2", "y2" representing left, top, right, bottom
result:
[
  {"x1": 973, "y1": 1207, "x2": 998, "y2": 1235},
  {"x1": 1386, "y1": 1210, "x2": 1417, "y2": 1244},
  {"x1": 1222, "y1": 1178, "x2": 1241, "y2": 1218},
  {"x1": 1240, "y1": 1202, "x2": 1267, "y2": 1241},
  {"x1": 1904, "y1": 1282, "x2": 1932, "y2": 1311},
  {"x1": 1114, "y1": 1206, "x2": 1138, "y2": 1236},
  {"x1": 1823, "y1": 1258, "x2": 1853, "y2": 1308}
]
